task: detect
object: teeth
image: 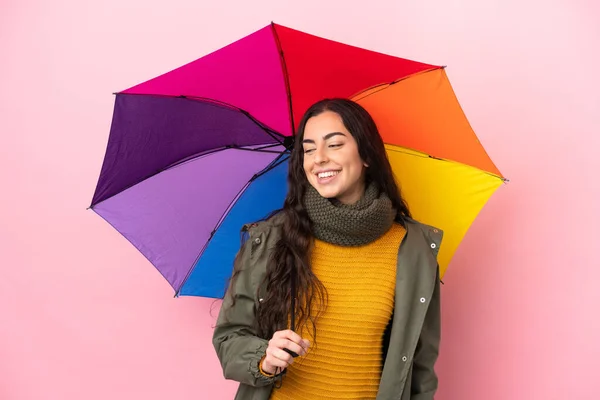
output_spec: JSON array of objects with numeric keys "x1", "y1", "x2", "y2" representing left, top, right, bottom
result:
[{"x1": 318, "y1": 171, "x2": 339, "y2": 178}]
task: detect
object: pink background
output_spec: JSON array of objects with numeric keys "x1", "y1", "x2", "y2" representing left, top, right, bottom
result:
[{"x1": 2, "y1": 1, "x2": 599, "y2": 399}]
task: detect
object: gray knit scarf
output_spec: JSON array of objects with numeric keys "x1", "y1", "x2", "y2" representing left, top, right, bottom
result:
[{"x1": 303, "y1": 182, "x2": 396, "y2": 246}]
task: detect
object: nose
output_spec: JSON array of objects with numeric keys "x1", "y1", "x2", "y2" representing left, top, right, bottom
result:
[{"x1": 314, "y1": 146, "x2": 328, "y2": 165}]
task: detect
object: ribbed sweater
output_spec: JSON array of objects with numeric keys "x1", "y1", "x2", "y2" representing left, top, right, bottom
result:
[{"x1": 269, "y1": 223, "x2": 406, "y2": 400}]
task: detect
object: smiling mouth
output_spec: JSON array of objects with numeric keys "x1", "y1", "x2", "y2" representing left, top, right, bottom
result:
[{"x1": 317, "y1": 171, "x2": 340, "y2": 179}]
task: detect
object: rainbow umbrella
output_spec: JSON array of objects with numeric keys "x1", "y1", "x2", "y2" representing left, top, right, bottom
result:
[{"x1": 89, "y1": 23, "x2": 505, "y2": 298}]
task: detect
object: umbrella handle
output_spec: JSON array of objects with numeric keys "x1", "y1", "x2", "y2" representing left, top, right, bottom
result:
[
  {"x1": 290, "y1": 267, "x2": 296, "y2": 332},
  {"x1": 284, "y1": 268, "x2": 299, "y2": 358}
]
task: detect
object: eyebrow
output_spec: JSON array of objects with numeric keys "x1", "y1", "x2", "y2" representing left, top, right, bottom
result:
[{"x1": 302, "y1": 132, "x2": 346, "y2": 144}]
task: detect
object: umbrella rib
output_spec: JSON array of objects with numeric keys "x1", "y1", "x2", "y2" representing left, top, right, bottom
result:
[
  {"x1": 175, "y1": 152, "x2": 290, "y2": 296},
  {"x1": 177, "y1": 94, "x2": 286, "y2": 146},
  {"x1": 252, "y1": 153, "x2": 290, "y2": 181},
  {"x1": 162, "y1": 145, "x2": 287, "y2": 172},
  {"x1": 175, "y1": 179, "x2": 251, "y2": 297},
  {"x1": 351, "y1": 67, "x2": 443, "y2": 102},
  {"x1": 253, "y1": 143, "x2": 286, "y2": 151},
  {"x1": 385, "y1": 145, "x2": 508, "y2": 182},
  {"x1": 271, "y1": 22, "x2": 296, "y2": 135}
]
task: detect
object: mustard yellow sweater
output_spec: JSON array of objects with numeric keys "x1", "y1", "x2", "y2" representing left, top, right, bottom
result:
[{"x1": 268, "y1": 223, "x2": 406, "y2": 400}]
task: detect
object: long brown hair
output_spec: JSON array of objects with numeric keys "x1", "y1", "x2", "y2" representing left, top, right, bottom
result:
[{"x1": 230, "y1": 98, "x2": 411, "y2": 341}]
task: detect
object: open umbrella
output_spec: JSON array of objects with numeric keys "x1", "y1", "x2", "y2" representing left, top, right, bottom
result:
[{"x1": 89, "y1": 22, "x2": 505, "y2": 298}]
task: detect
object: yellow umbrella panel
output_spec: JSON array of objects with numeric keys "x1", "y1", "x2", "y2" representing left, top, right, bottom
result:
[{"x1": 384, "y1": 145, "x2": 503, "y2": 279}]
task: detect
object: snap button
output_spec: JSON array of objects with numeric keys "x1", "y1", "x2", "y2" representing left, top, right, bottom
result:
[
  {"x1": 433, "y1": 229, "x2": 438, "y2": 233},
  {"x1": 430, "y1": 243, "x2": 436, "y2": 249},
  {"x1": 402, "y1": 356, "x2": 407, "y2": 362},
  {"x1": 254, "y1": 237, "x2": 261, "y2": 245},
  {"x1": 420, "y1": 297, "x2": 426, "y2": 303}
]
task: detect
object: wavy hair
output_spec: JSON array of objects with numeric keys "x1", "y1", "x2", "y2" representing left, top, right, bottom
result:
[{"x1": 229, "y1": 98, "x2": 411, "y2": 341}]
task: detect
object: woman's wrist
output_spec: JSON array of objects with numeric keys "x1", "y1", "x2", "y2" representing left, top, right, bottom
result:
[{"x1": 258, "y1": 355, "x2": 276, "y2": 377}]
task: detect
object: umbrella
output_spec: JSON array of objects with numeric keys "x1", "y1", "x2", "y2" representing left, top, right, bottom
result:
[{"x1": 89, "y1": 22, "x2": 506, "y2": 298}]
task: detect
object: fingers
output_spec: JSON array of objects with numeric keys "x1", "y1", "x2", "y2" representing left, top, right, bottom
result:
[
  {"x1": 267, "y1": 347, "x2": 295, "y2": 365},
  {"x1": 263, "y1": 330, "x2": 311, "y2": 374},
  {"x1": 263, "y1": 347, "x2": 293, "y2": 374},
  {"x1": 270, "y1": 338, "x2": 306, "y2": 357},
  {"x1": 273, "y1": 330, "x2": 310, "y2": 353}
]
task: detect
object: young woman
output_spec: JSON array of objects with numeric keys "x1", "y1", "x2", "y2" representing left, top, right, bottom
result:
[{"x1": 213, "y1": 98, "x2": 443, "y2": 400}]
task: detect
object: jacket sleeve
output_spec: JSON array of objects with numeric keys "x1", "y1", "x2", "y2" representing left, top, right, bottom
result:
[
  {"x1": 411, "y1": 264, "x2": 441, "y2": 399},
  {"x1": 212, "y1": 238, "x2": 276, "y2": 387}
]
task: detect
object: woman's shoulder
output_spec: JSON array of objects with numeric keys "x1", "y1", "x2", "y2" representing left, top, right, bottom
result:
[
  {"x1": 240, "y1": 210, "x2": 286, "y2": 236},
  {"x1": 403, "y1": 216, "x2": 443, "y2": 236},
  {"x1": 401, "y1": 216, "x2": 444, "y2": 256}
]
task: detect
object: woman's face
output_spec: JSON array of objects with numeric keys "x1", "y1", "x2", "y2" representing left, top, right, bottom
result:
[{"x1": 302, "y1": 111, "x2": 367, "y2": 204}]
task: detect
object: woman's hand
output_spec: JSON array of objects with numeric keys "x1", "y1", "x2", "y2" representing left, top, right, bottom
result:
[{"x1": 261, "y1": 329, "x2": 310, "y2": 375}]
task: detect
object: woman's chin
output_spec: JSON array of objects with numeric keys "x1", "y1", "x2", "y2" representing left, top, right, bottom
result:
[{"x1": 311, "y1": 185, "x2": 339, "y2": 200}]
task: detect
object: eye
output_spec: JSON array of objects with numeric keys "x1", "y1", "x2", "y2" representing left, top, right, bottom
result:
[
  {"x1": 303, "y1": 148, "x2": 315, "y2": 154},
  {"x1": 329, "y1": 143, "x2": 342, "y2": 148}
]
